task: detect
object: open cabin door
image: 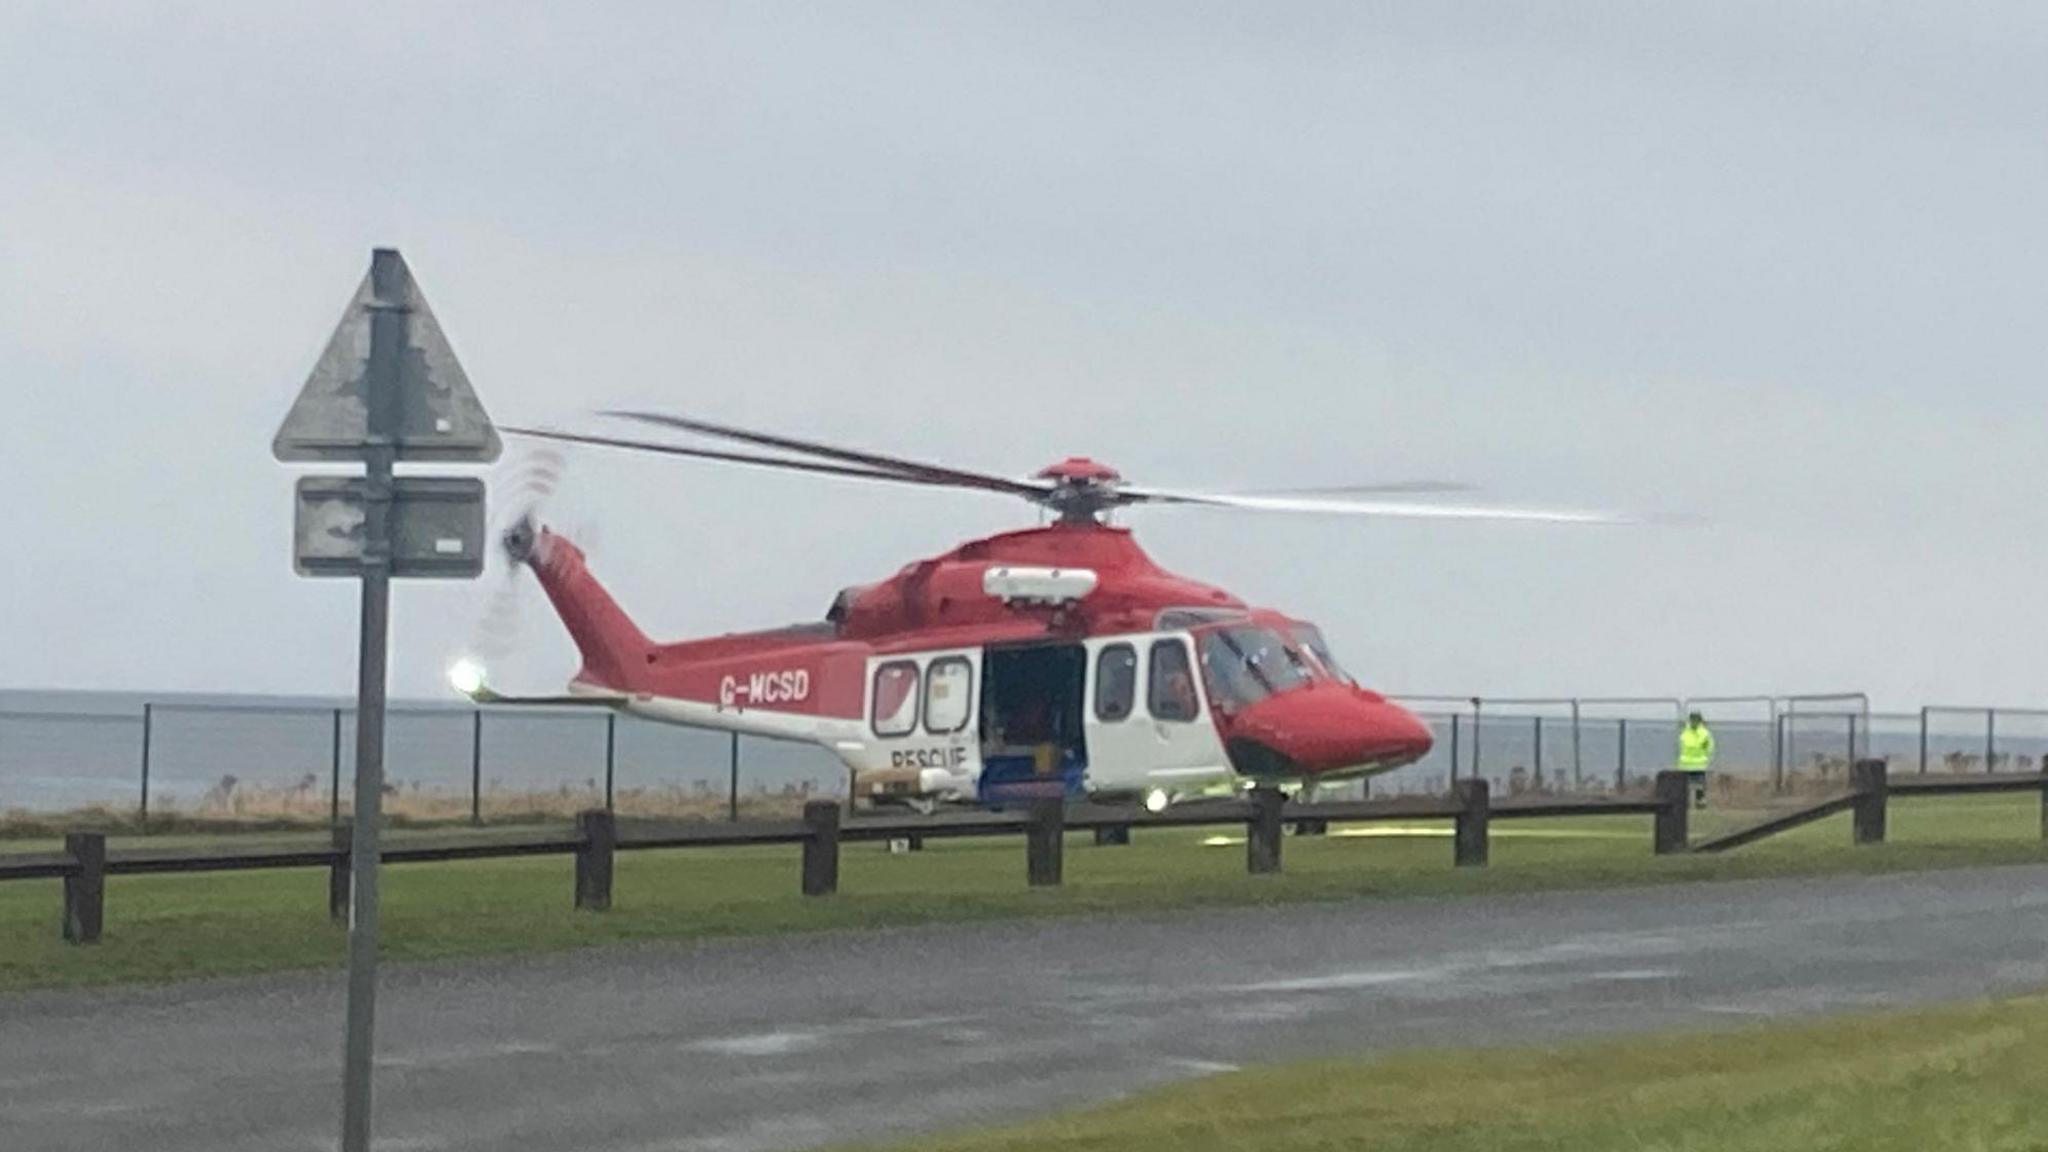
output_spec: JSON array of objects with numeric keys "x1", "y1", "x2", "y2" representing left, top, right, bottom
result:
[{"x1": 977, "y1": 642, "x2": 1088, "y2": 805}]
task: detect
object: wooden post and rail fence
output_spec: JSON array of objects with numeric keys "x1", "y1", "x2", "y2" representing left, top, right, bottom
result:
[{"x1": 9, "y1": 765, "x2": 2047, "y2": 945}]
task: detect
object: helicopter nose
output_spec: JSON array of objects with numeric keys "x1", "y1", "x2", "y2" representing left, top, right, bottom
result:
[{"x1": 1222, "y1": 685, "x2": 1434, "y2": 778}]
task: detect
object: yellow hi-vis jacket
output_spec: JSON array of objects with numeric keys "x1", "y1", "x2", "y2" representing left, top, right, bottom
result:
[{"x1": 1678, "y1": 723, "x2": 1715, "y2": 772}]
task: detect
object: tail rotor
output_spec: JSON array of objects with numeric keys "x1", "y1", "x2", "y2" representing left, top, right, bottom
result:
[{"x1": 467, "y1": 445, "x2": 569, "y2": 670}]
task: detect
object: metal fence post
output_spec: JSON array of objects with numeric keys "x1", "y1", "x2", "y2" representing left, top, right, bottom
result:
[
  {"x1": 469, "y1": 710, "x2": 483, "y2": 826},
  {"x1": 1471, "y1": 697, "x2": 1482, "y2": 780},
  {"x1": 1771, "y1": 706, "x2": 1784, "y2": 793},
  {"x1": 1532, "y1": 716, "x2": 1544, "y2": 789},
  {"x1": 604, "y1": 713, "x2": 617, "y2": 814},
  {"x1": 139, "y1": 703, "x2": 153, "y2": 829},
  {"x1": 1026, "y1": 798, "x2": 1065, "y2": 887},
  {"x1": 1615, "y1": 719, "x2": 1628, "y2": 792},
  {"x1": 63, "y1": 832, "x2": 106, "y2": 944},
  {"x1": 802, "y1": 800, "x2": 840, "y2": 896},
  {"x1": 728, "y1": 732, "x2": 740, "y2": 822},
  {"x1": 1453, "y1": 778, "x2": 1489, "y2": 867},
  {"x1": 1571, "y1": 699, "x2": 1583, "y2": 788},
  {"x1": 1769, "y1": 701, "x2": 1785, "y2": 787},
  {"x1": 1918, "y1": 707, "x2": 1929, "y2": 775},
  {"x1": 574, "y1": 809, "x2": 615, "y2": 911},
  {"x1": 330, "y1": 708, "x2": 344, "y2": 827},
  {"x1": 1846, "y1": 713, "x2": 1858, "y2": 767},
  {"x1": 1448, "y1": 714, "x2": 1461, "y2": 785},
  {"x1": 1987, "y1": 709, "x2": 1997, "y2": 773}
]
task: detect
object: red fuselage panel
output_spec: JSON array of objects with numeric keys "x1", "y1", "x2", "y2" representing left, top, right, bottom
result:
[{"x1": 834, "y1": 523, "x2": 1243, "y2": 639}]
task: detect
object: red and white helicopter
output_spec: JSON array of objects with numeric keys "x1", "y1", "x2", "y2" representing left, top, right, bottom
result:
[{"x1": 454, "y1": 411, "x2": 1625, "y2": 811}]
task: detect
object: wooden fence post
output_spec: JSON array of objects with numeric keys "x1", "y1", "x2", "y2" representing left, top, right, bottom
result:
[
  {"x1": 802, "y1": 800, "x2": 840, "y2": 896},
  {"x1": 1026, "y1": 798, "x2": 1065, "y2": 887},
  {"x1": 1653, "y1": 770, "x2": 1690, "y2": 855},
  {"x1": 63, "y1": 832, "x2": 106, "y2": 944},
  {"x1": 1850, "y1": 758, "x2": 1887, "y2": 846},
  {"x1": 1453, "y1": 778, "x2": 1489, "y2": 868},
  {"x1": 574, "y1": 808, "x2": 615, "y2": 911},
  {"x1": 2039, "y1": 772, "x2": 2048, "y2": 842},
  {"x1": 1247, "y1": 786, "x2": 1285, "y2": 874},
  {"x1": 328, "y1": 824, "x2": 351, "y2": 924}
]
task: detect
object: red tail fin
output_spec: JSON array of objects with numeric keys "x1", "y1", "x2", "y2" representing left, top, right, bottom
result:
[{"x1": 525, "y1": 528, "x2": 652, "y2": 691}]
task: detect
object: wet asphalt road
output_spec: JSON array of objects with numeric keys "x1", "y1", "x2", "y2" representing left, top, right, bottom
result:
[{"x1": 6, "y1": 864, "x2": 2048, "y2": 1152}]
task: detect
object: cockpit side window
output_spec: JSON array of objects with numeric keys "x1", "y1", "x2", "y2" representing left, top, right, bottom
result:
[
  {"x1": 1197, "y1": 625, "x2": 1312, "y2": 710},
  {"x1": 1147, "y1": 639, "x2": 1200, "y2": 722}
]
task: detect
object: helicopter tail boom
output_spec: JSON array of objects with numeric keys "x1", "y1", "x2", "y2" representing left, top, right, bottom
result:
[{"x1": 523, "y1": 527, "x2": 652, "y2": 692}]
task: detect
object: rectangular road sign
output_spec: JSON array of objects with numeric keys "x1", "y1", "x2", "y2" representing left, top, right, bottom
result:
[
  {"x1": 273, "y1": 251, "x2": 501, "y2": 464},
  {"x1": 293, "y1": 475, "x2": 487, "y2": 578}
]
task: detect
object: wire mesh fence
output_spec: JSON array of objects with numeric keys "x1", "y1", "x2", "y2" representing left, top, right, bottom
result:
[
  {"x1": 0, "y1": 694, "x2": 847, "y2": 826},
  {"x1": 1915, "y1": 707, "x2": 2048, "y2": 775},
  {"x1": 6, "y1": 690, "x2": 2046, "y2": 824}
]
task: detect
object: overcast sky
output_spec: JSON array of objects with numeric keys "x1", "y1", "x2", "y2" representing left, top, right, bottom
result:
[{"x1": 3, "y1": 2, "x2": 2045, "y2": 712}]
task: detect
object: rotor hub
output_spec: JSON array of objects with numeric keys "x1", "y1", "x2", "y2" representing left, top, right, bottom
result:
[
  {"x1": 1034, "y1": 458, "x2": 1125, "y2": 523},
  {"x1": 502, "y1": 514, "x2": 539, "y2": 565},
  {"x1": 1034, "y1": 457, "x2": 1123, "y2": 485}
]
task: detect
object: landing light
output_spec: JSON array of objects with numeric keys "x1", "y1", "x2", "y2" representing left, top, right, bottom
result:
[
  {"x1": 448, "y1": 658, "x2": 487, "y2": 699},
  {"x1": 1144, "y1": 788, "x2": 1171, "y2": 813}
]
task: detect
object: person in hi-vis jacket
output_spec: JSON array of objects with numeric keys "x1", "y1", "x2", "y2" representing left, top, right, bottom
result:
[{"x1": 1678, "y1": 711, "x2": 1715, "y2": 809}]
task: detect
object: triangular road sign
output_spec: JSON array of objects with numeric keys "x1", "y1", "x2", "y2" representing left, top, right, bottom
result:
[{"x1": 273, "y1": 249, "x2": 502, "y2": 463}]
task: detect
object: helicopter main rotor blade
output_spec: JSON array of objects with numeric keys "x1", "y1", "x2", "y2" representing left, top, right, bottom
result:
[
  {"x1": 508, "y1": 413, "x2": 1660, "y2": 524},
  {"x1": 500, "y1": 426, "x2": 971, "y2": 488},
  {"x1": 1112, "y1": 484, "x2": 1632, "y2": 524},
  {"x1": 1231, "y1": 480, "x2": 1478, "y2": 497},
  {"x1": 600, "y1": 409, "x2": 1052, "y2": 500}
]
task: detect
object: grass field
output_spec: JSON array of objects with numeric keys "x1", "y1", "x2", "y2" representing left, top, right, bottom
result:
[
  {"x1": 2, "y1": 793, "x2": 2044, "y2": 993},
  {"x1": 848, "y1": 994, "x2": 2048, "y2": 1152}
]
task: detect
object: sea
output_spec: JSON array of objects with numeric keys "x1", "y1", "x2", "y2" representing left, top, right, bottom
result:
[
  {"x1": 3, "y1": 688, "x2": 2043, "y2": 814},
  {"x1": 0, "y1": 689, "x2": 844, "y2": 814}
]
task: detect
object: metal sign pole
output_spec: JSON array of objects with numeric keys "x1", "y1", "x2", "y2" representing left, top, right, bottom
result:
[
  {"x1": 340, "y1": 251, "x2": 407, "y2": 1152},
  {"x1": 273, "y1": 246, "x2": 499, "y2": 1152},
  {"x1": 340, "y1": 538, "x2": 389, "y2": 1152}
]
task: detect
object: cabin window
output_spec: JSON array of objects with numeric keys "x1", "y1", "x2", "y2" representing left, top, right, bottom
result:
[
  {"x1": 924, "y1": 656, "x2": 972, "y2": 735},
  {"x1": 1094, "y1": 643, "x2": 1138, "y2": 721},
  {"x1": 871, "y1": 661, "x2": 920, "y2": 737},
  {"x1": 1147, "y1": 638, "x2": 1199, "y2": 722}
]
